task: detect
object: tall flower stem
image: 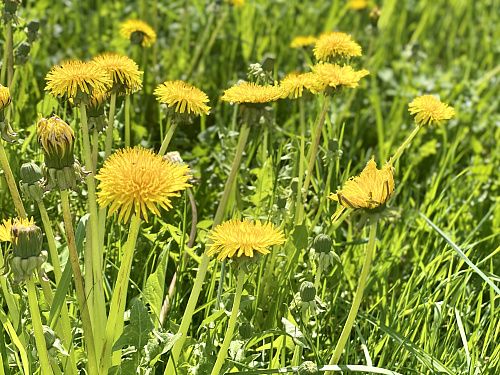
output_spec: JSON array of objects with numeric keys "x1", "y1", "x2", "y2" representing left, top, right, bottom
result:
[
  {"x1": 100, "y1": 215, "x2": 141, "y2": 374},
  {"x1": 0, "y1": 142, "x2": 26, "y2": 218},
  {"x1": 165, "y1": 122, "x2": 251, "y2": 374},
  {"x1": 26, "y1": 277, "x2": 54, "y2": 375},
  {"x1": 0, "y1": 21, "x2": 10, "y2": 85},
  {"x1": 79, "y1": 104, "x2": 107, "y2": 356},
  {"x1": 124, "y1": 95, "x2": 131, "y2": 147},
  {"x1": 210, "y1": 268, "x2": 245, "y2": 375},
  {"x1": 61, "y1": 189, "x2": 98, "y2": 375},
  {"x1": 326, "y1": 221, "x2": 378, "y2": 371},
  {"x1": 390, "y1": 125, "x2": 421, "y2": 165},
  {"x1": 297, "y1": 98, "x2": 330, "y2": 223},
  {"x1": 104, "y1": 93, "x2": 117, "y2": 161},
  {"x1": 158, "y1": 118, "x2": 176, "y2": 156},
  {"x1": 294, "y1": 97, "x2": 307, "y2": 221}
]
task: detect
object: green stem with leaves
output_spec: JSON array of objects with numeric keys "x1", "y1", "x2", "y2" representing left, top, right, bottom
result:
[
  {"x1": 158, "y1": 118, "x2": 176, "y2": 156},
  {"x1": 26, "y1": 277, "x2": 54, "y2": 375},
  {"x1": 390, "y1": 125, "x2": 421, "y2": 165},
  {"x1": 326, "y1": 221, "x2": 378, "y2": 371},
  {"x1": 210, "y1": 268, "x2": 245, "y2": 375},
  {"x1": 100, "y1": 215, "x2": 141, "y2": 374},
  {"x1": 165, "y1": 122, "x2": 251, "y2": 374}
]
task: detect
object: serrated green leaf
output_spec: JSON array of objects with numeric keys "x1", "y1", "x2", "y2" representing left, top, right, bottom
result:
[{"x1": 112, "y1": 298, "x2": 154, "y2": 352}]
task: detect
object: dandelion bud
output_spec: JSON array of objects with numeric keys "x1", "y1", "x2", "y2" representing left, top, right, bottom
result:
[
  {"x1": 296, "y1": 361, "x2": 318, "y2": 375},
  {"x1": 238, "y1": 322, "x2": 254, "y2": 339},
  {"x1": 86, "y1": 92, "x2": 108, "y2": 133},
  {"x1": 0, "y1": 84, "x2": 12, "y2": 113},
  {"x1": 27, "y1": 20, "x2": 40, "y2": 33},
  {"x1": 300, "y1": 281, "x2": 316, "y2": 303},
  {"x1": 19, "y1": 162, "x2": 44, "y2": 201},
  {"x1": 2, "y1": 0, "x2": 19, "y2": 22},
  {"x1": 370, "y1": 6, "x2": 382, "y2": 26},
  {"x1": 15, "y1": 42, "x2": 31, "y2": 66},
  {"x1": 11, "y1": 219, "x2": 43, "y2": 259},
  {"x1": 313, "y1": 234, "x2": 332, "y2": 254},
  {"x1": 26, "y1": 20, "x2": 41, "y2": 43},
  {"x1": 0, "y1": 85, "x2": 16, "y2": 142},
  {"x1": 37, "y1": 114, "x2": 90, "y2": 191},
  {"x1": 30, "y1": 326, "x2": 69, "y2": 361}
]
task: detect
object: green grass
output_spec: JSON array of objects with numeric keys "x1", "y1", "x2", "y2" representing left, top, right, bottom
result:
[{"x1": 1, "y1": 0, "x2": 499, "y2": 374}]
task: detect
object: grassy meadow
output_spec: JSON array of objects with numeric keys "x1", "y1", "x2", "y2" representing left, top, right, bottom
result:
[{"x1": 0, "y1": 0, "x2": 499, "y2": 374}]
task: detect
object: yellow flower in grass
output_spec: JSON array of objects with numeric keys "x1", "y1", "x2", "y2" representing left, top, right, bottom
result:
[
  {"x1": 120, "y1": 19, "x2": 156, "y2": 47},
  {"x1": 222, "y1": 82, "x2": 285, "y2": 104},
  {"x1": 328, "y1": 157, "x2": 395, "y2": 210},
  {"x1": 92, "y1": 53, "x2": 143, "y2": 95},
  {"x1": 314, "y1": 32, "x2": 362, "y2": 61},
  {"x1": 348, "y1": 0, "x2": 369, "y2": 10},
  {"x1": 0, "y1": 218, "x2": 16, "y2": 241},
  {"x1": 207, "y1": 219, "x2": 285, "y2": 261},
  {"x1": 280, "y1": 72, "x2": 321, "y2": 99},
  {"x1": 408, "y1": 95, "x2": 455, "y2": 127},
  {"x1": 0, "y1": 84, "x2": 11, "y2": 110},
  {"x1": 312, "y1": 62, "x2": 369, "y2": 93},
  {"x1": 290, "y1": 36, "x2": 318, "y2": 48},
  {"x1": 45, "y1": 60, "x2": 112, "y2": 103},
  {"x1": 96, "y1": 147, "x2": 192, "y2": 224},
  {"x1": 225, "y1": 0, "x2": 244, "y2": 8},
  {"x1": 154, "y1": 80, "x2": 210, "y2": 116}
]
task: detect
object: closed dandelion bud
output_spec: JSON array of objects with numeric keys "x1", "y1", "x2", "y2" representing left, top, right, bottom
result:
[
  {"x1": 37, "y1": 114, "x2": 90, "y2": 192},
  {"x1": 296, "y1": 361, "x2": 318, "y2": 375},
  {"x1": 31, "y1": 326, "x2": 68, "y2": 361},
  {"x1": 2, "y1": 0, "x2": 18, "y2": 21},
  {"x1": 239, "y1": 322, "x2": 254, "y2": 339},
  {"x1": 86, "y1": 92, "x2": 108, "y2": 133},
  {"x1": 15, "y1": 42, "x2": 31, "y2": 65},
  {"x1": 19, "y1": 163, "x2": 44, "y2": 201},
  {"x1": 313, "y1": 234, "x2": 332, "y2": 254},
  {"x1": 0, "y1": 85, "x2": 16, "y2": 142},
  {"x1": 26, "y1": 20, "x2": 40, "y2": 43},
  {"x1": 11, "y1": 220, "x2": 42, "y2": 259},
  {"x1": 300, "y1": 281, "x2": 316, "y2": 303}
]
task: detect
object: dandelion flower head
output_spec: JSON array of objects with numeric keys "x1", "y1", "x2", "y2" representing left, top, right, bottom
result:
[
  {"x1": 290, "y1": 36, "x2": 318, "y2": 48},
  {"x1": 348, "y1": 0, "x2": 369, "y2": 10},
  {"x1": 96, "y1": 147, "x2": 192, "y2": 224},
  {"x1": 408, "y1": 95, "x2": 455, "y2": 127},
  {"x1": 45, "y1": 60, "x2": 112, "y2": 100},
  {"x1": 328, "y1": 157, "x2": 395, "y2": 210},
  {"x1": 225, "y1": 0, "x2": 245, "y2": 8},
  {"x1": 314, "y1": 31, "x2": 362, "y2": 61},
  {"x1": 312, "y1": 62, "x2": 369, "y2": 91},
  {"x1": 0, "y1": 84, "x2": 11, "y2": 110},
  {"x1": 0, "y1": 217, "x2": 35, "y2": 243},
  {"x1": 207, "y1": 219, "x2": 286, "y2": 261},
  {"x1": 222, "y1": 82, "x2": 285, "y2": 104},
  {"x1": 37, "y1": 114, "x2": 75, "y2": 156},
  {"x1": 120, "y1": 19, "x2": 156, "y2": 47},
  {"x1": 280, "y1": 72, "x2": 321, "y2": 99},
  {"x1": 154, "y1": 80, "x2": 210, "y2": 116},
  {"x1": 92, "y1": 53, "x2": 143, "y2": 95}
]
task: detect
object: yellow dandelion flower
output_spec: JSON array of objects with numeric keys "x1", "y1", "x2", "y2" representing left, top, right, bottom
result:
[
  {"x1": 96, "y1": 147, "x2": 192, "y2": 224},
  {"x1": 0, "y1": 217, "x2": 34, "y2": 243},
  {"x1": 348, "y1": 0, "x2": 369, "y2": 10},
  {"x1": 280, "y1": 72, "x2": 321, "y2": 99},
  {"x1": 225, "y1": 0, "x2": 245, "y2": 8},
  {"x1": 408, "y1": 95, "x2": 455, "y2": 127},
  {"x1": 312, "y1": 62, "x2": 369, "y2": 91},
  {"x1": 206, "y1": 219, "x2": 286, "y2": 261},
  {"x1": 37, "y1": 114, "x2": 75, "y2": 164},
  {"x1": 328, "y1": 157, "x2": 395, "y2": 210},
  {"x1": 290, "y1": 36, "x2": 318, "y2": 48},
  {"x1": 314, "y1": 32, "x2": 362, "y2": 61},
  {"x1": 154, "y1": 80, "x2": 210, "y2": 115},
  {"x1": 222, "y1": 82, "x2": 285, "y2": 104},
  {"x1": 0, "y1": 84, "x2": 11, "y2": 110},
  {"x1": 45, "y1": 60, "x2": 112, "y2": 100},
  {"x1": 120, "y1": 19, "x2": 156, "y2": 47},
  {"x1": 92, "y1": 53, "x2": 143, "y2": 95}
]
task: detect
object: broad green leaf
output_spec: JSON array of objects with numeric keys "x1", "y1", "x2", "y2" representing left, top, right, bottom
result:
[
  {"x1": 147, "y1": 332, "x2": 182, "y2": 365},
  {"x1": 112, "y1": 298, "x2": 154, "y2": 352},
  {"x1": 144, "y1": 243, "x2": 171, "y2": 326}
]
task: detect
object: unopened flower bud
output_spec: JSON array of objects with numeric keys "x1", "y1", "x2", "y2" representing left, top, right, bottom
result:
[
  {"x1": 15, "y1": 42, "x2": 31, "y2": 65},
  {"x1": 11, "y1": 219, "x2": 43, "y2": 259},
  {"x1": 86, "y1": 92, "x2": 108, "y2": 133},
  {"x1": 19, "y1": 163, "x2": 44, "y2": 201},
  {"x1": 296, "y1": 361, "x2": 318, "y2": 375},
  {"x1": 313, "y1": 234, "x2": 332, "y2": 254},
  {"x1": 300, "y1": 281, "x2": 316, "y2": 303}
]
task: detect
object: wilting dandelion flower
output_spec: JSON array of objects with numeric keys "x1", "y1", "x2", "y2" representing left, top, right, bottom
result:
[
  {"x1": 312, "y1": 62, "x2": 369, "y2": 92},
  {"x1": 154, "y1": 80, "x2": 210, "y2": 116},
  {"x1": 95, "y1": 147, "x2": 191, "y2": 224},
  {"x1": 280, "y1": 72, "x2": 321, "y2": 99},
  {"x1": 92, "y1": 53, "x2": 143, "y2": 95},
  {"x1": 45, "y1": 60, "x2": 112, "y2": 102},
  {"x1": 290, "y1": 36, "x2": 318, "y2": 48},
  {"x1": 225, "y1": 0, "x2": 244, "y2": 8},
  {"x1": 314, "y1": 32, "x2": 362, "y2": 61},
  {"x1": 348, "y1": 0, "x2": 369, "y2": 10},
  {"x1": 328, "y1": 157, "x2": 395, "y2": 210},
  {"x1": 206, "y1": 219, "x2": 286, "y2": 261},
  {"x1": 120, "y1": 19, "x2": 156, "y2": 47},
  {"x1": 408, "y1": 95, "x2": 455, "y2": 127},
  {"x1": 222, "y1": 82, "x2": 284, "y2": 104}
]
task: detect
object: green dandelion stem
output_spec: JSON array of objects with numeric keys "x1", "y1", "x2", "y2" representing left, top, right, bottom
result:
[
  {"x1": 0, "y1": 21, "x2": 10, "y2": 85},
  {"x1": 390, "y1": 125, "x2": 421, "y2": 165},
  {"x1": 0, "y1": 249, "x2": 20, "y2": 331},
  {"x1": 7, "y1": 22, "x2": 13, "y2": 87},
  {"x1": 100, "y1": 215, "x2": 141, "y2": 375},
  {"x1": 0, "y1": 142, "x2": 27, "y2": 219},
  {"x1": 124, "y1": 95, "x2": 131, "y2": 147},
  {"x1": 327, "y1": 221, "x2": 378, "y2": 371},
  {"x1": 298, "y1": 98, "x2": 330, "y2": 223},
  {"x1": 80, "y1": 104, "x2": 107, "y2": 356},
  {"x1": 104, "y1": 93, "x2": 117, "y2": 161},
  {"x1": 210, "y1": 268, "x2": 246, "y2": 375},
  {"x1": 158, "y1": 118, "x2": 176, "y2": 156},
  {"x1": 294, "y1": 97, "x2": 307, "y2": 222},
  {"x1": 60, "y1": 190, "x2": 98, "y2": 375},
  {"x1": 92, "y1": 128, "x2": 98, "y2": 171},
  {"x1": 27, "y1": 277, "x2": 54, "y2": 375},
  {"x1": 165, "y1": 122, "x2": 251, "y2": 373}
]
